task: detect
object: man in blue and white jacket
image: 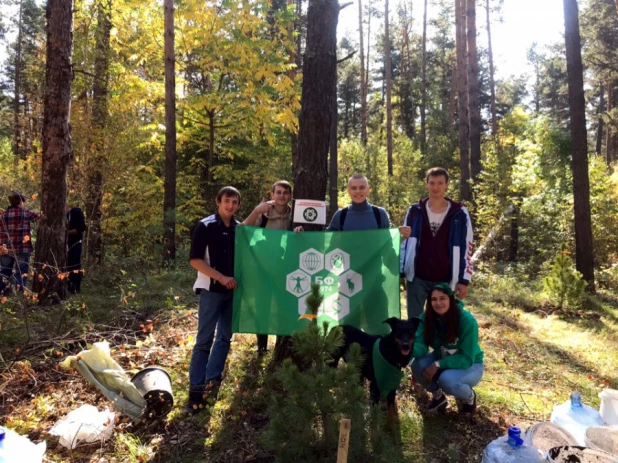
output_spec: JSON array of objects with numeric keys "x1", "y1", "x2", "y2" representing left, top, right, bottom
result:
[{"x1": 399, "y1": 168, "x2": 473, "y2": 318}]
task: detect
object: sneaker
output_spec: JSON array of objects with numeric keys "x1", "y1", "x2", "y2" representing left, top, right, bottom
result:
[
  {"x1": 426, "y1": 391, "x2": 448, "y2": 412},
  {"x1": 460, "y1": 390, "x2": 477, "y2": 414}
]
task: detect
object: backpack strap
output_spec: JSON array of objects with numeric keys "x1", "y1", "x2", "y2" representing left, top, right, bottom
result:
[
  {"x1": 372, "y1": 206, "x2": 382, "y2": 228},
  {"x1": 260, "y1": 215, "x2": 269, "y2": 228},
  {"x1": 339, "y1": 206, "x2": 349, "y2": 230},
  {"x1": 340, "y1": 205, "x2": 382, "y2": 229}
]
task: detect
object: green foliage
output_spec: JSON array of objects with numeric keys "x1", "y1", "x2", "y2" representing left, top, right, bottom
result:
[
  {"x1": 262, "y1": 284, "x2": 369, "y2": 462},
  {"x1": 543, "y1": 249, "x2": 586, "y2": 310}
]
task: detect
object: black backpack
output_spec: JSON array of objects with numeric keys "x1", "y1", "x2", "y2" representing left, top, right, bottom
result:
[{"x1": 340, "y1": 205, "x2": 381, "y2": 229}]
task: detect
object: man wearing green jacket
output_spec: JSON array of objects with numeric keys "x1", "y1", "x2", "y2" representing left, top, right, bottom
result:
[{"x1": 411, "y1": 283, "x2": 484, "y2": 413}]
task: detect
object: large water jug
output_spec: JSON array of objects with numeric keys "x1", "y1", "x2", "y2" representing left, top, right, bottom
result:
[
  {"x1": 0, "y1": 426, "x2": 46, "y2": 463},
  {"x1": 482, "y1": 426, "x2": 541, "y2": 462},
  {"x1": 0, "y1": 427, "x2": 6, "y2": 463},
  {"x1": 551, "y1": 391, "x2": 604, "y2": 446}
]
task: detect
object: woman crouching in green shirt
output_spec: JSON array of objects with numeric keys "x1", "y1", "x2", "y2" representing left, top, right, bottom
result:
[{"x1": 411, "y1": 283, "x2": 484, "y2": 413}]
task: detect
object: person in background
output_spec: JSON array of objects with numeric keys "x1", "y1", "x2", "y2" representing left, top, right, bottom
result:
[
  {"x1": 67, "y1": 205, "x2": 86, "y2": 294},
  {"x1": 411, "y1": 283, "x2": 484, "y2": 414},
  {"x1": 0, "y1": 193, "x2": 40, "y2": 294}
]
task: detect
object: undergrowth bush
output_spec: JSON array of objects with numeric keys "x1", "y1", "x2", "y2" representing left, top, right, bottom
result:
[{"x1": 542, "y1": 250, "x2": 586, "y2": 309}]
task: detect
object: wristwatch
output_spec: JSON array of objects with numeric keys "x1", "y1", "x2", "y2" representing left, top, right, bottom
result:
[{"x1": 434, "y1": 360, "x2": 440, "y2": 368}]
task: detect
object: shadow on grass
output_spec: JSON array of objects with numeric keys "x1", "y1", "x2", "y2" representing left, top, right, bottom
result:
[{"x1": 478, "y1": 302, "x2": 618, "y2": 390}]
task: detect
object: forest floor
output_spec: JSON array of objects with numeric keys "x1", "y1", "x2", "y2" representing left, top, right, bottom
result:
[{"x1": 1, "y1": 265, "x2": 617, "y2": 462}]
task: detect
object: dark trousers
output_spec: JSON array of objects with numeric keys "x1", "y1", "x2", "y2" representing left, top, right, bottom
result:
[
  {"x1": 67, "y1": 241, "x2": 82, "y2": 293},
  {"x1": 256, "y1": 334, "x2": 268, "y2": 352}
]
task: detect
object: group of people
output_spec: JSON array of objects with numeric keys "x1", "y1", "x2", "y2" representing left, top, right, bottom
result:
[
  {"x1": 186, "y1": 167, "x2": 485, "y2": 416},
  {"x1": 0, "y1": 192, "x2": 85, "y2": 295}
]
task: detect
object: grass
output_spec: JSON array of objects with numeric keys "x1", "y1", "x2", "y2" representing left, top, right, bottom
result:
[{"x1": 1, "y1": 267, "x2": 617, "y2": 462}]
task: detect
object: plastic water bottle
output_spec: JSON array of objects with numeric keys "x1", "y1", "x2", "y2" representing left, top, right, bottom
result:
[
  {"x1": 550, "y1": 391, "x2": 604, "y2": 446},
  {"x1": 482, "y1": 426, "x2": 541, "y2": 462},
  {"x1": 0, "y1": 426, "x2": 6, "y2": 463}
]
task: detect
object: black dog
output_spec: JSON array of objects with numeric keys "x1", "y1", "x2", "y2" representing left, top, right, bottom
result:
[{"x1": 330, "y1": 317, "x2": 421, "y2": 424}]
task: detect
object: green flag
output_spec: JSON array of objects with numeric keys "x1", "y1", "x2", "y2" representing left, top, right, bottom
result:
[{"x1": 233, "y1": 226, "x2": 401, "y2": 336}]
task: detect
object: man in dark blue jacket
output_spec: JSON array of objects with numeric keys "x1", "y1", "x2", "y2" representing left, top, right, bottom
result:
[{"x1": 399, "y1": 168, "x2": 473, "y2": 318}]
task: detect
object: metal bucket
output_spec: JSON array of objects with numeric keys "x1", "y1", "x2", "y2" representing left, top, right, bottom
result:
[
  {"x1": 584, "y1": 427, "x2": 618, "y2": 456},
  {"x1": 546, "y1": 446, "x2": 618, "y2": 463},
  {"x1": 131, "y1": 366, "x2": 174, "y2": 418}
]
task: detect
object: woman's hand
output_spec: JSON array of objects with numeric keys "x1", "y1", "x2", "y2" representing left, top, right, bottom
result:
[{"x1": 422, "y1": 363, "x2": 439, "y2": 382}]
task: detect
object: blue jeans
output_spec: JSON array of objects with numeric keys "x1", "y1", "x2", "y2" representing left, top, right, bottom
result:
[
  {"x1": 406, "y1": 277, "x2": 436, "y2": 319},
  {"x1": 0, "y1": 253, "x2": 31, "y2": 294},
  {"x1": 188, "y1": 290, "x2": 234, "y2": 398},
  {"x1": 412, "y1": 353, "x2": 484, "y2": 400}
]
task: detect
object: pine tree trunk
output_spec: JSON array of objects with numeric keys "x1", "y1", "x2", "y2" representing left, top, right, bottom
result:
[
  {"x1": 448, "y1": 65, "x2": 457, "y2": 125},
  {"x1": 366, "y1": 4, "x2": 371, "y2": 105},
  {"x1": 329, "y1": 77, "x2": 338, "y2": 218},
  {"x1": 563, "y1": 0, "x2": 595, "y2": 290},
  {"x1": 290, "y1": 0, "x2": 300, "y2": 176},
  {"x1": 486, "y1": 0, "x2": 498, "y2": 140},
  {"x1": 85, "y1": 0, "x2": 111, "y2": 265},
  {"x1": 456, "y1": 0, "x2": 471, "y2": 201},
  {"x1": 359, "y1": 0, "x2": 368, "y2": 146},
  {"x1": 293, "y1": 0, "x2": 338, "y2": 203},
  {"x1": 33, "y1": 0, "x2": 73, "y2": 300},
  {"x1": 607, "y1": 81, "x2": 616, "y2": 164},
  {"x1": 467, "y1": 0, "x2": 481, "y2": 184},
  {"x1": 420, "y1": 0, "x2": 428, "y2": 154},
  {"x1": 385, "y1": 0, "x2": 393, "y2": 176},
  {"x1": 596, "y1": 83, "x2": 604, "y2": 156},
  {"x1": 162, "y1": 0, "x2": 177, "y2": 264},
  {"x1": 279, "y1": 0, "x2": 339, "y2": 365},
  {"x1": 13, "y1": 0, "x2": 24, "y2": 162}
]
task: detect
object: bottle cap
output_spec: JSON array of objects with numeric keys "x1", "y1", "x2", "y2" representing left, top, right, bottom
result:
[
  {"x1": 571, "y1": 390, "x2": 582, "y2": 407},
  {"x1": 0, "y1": 426, "x2": 5, "y2": 441},
  {"x1": 507, "y1": 426, "x2": 524, "y2": 447}
]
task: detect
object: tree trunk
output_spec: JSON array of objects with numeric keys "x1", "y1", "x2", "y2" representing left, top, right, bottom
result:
[
  {"x1": 385, "y1": 0, "x2": 393, "y2": 176},
  {"x1": 359, "y1": 0, "x2": 368, "y2": 146},
  {"x1": 467, "y1": 0, "x2": 481, "y2": 184},
  {"x1": 293, "y1": 0, "x2": 338, "y2": 202},
  {"x1": 329, "y1": 75, "x2": 338, "y2": 218},
  {"x1": 290, "y1": 0, "x2": 300, "y2": 176},
  {"x1": 486, "y1": 0, "x2": 498, "y2": 141},
  {"x1": 596, "y1": 82, "x2": 604, "y2": 156},
  {"x1": 563, "y1": 0, "x2": 595, "y2": 290},
  {"x1": 162, "y1": 0, "x2": 177, "y2": 264},
  {"x1": 456, "y1": 0, "x2": 470, "y2": 201},
  {"x1": 508, "y1": 205, "x2": 518, "y2": 262},
  {"x1": 420, "y1": 0, "x2": 428, "y2": 154},
  {"x1": 13, "y1": 0, "x2": 24, "y2": 161},
  {"x1": 33, "y1": 0, "x2": 74, "y2": 300},
  {"x1": 278, "y1": 0, "x2": 338, "y2": 365},
  {"x1": 448, "y1": 65, "x2": 457, "y2": 125},
  {"x1": 85, "y1": 0, "x2": 111, "y2": 265},
  {"x1": 366, "y1": 3, "x2": 371, "y2": 104},
  {"x1": 607, "y1": 81, "x2": 616, "y2": 164}
]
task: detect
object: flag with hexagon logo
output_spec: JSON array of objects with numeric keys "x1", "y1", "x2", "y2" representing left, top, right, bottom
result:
[{"x1": 232, "y1": 226, "x2": 401, "y2": 336}]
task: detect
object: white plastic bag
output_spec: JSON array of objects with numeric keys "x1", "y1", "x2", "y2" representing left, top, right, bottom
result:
[
  {"x1": 60, "y1": 341, "x2": 145, "y2": 419},
  {"x1": 0, "y1": 426, "x2": 46, "y2": 463},
  {"x1": 49, "y1": 405, "x2": 115, "y2": 450}
]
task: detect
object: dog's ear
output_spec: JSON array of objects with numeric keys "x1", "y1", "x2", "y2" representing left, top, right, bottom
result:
[
  {"x1": 409, "y1": 316, "x2": 422, "y2": 331},
  {"x1": 383, "y1": 317, "x2": 400, "y2": 331}
]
